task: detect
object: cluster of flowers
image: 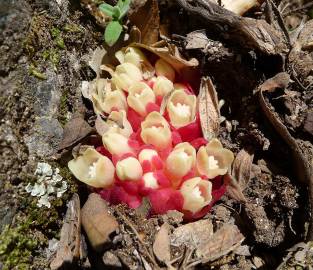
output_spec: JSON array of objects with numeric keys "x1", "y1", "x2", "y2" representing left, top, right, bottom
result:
[{"x1": 69, "y1": 47, "x2": 234, "y2": 219}]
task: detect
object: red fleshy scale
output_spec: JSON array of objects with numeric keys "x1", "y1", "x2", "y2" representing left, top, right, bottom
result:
[
  {"x1": 96, "y1": 80, "x2": 228, "y2": 220},
  {"x1": 148, "y1": 188, "x2": 184, "y2": 215}
]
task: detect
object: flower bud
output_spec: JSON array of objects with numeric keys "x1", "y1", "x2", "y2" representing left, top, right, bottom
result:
[
  {"x1": 102, "y1": 132, "x2": 134, "y2": 156},
  {"x1": 180, "y1": 177, "x2": 212, "y2": 214},
  {"x1": 127, "y1": 82, "x2": 156, "y2": 116},
  {"x1": 155, "y1": 59, "x2": 175, "y2": 82},
  {"x1": 166, "y1": 142, "x2": 196, "y2": 178},
  {"x1": 138, "y1": 149, "x2": 159, "y2": 163},
  {"x1": 174, "y1": 83, "x2": 188, "y2": 91},
  {"x1": 112, "y1": 63, "x2": 142, "y2": 91},
  {"x1": 141, "y1": 112, "x2": 172, "y2": 150},
  {"x1": 101, "y1": 90, "x2": 128, "y2": 114},
  {"x1": 96, "y1": 110, "x2": 133, "y2": 137},
  {"x1": 142, "y1": 172, "x2": 159, "y2": 189},
  {"x1": 68, "y1": 147, "x2": 115, "y2": 188},
  {"x1": 167, "y1": 90, "x2": 197, "y2": 128},
  {"x1": 196, "y1": 138, "x2": 234, "y2": 179},
  {"x1": 116, "y1": 157, "x2": 143, "y2": 181},
  {"x1": 153, "y1": 76, "x2": 174, "y2": 97}
]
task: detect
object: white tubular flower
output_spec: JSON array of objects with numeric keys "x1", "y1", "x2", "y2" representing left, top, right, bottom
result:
[
  {"x1": 167, "y1": 90, "x2": 197, "y2": 128},
  {"x1": 112, "y1": 63, "x2": 142, "y2": 91},
  {"x1": 166, "y1": 142, "x2": 196, "y2": 178},
  {"x1": 180, "y1": 177, "x2": 212, "y2": 214},
  {"x1": 101, "y1": 89, "x2": 128, "y2": 114},
  {"x1": 155, "y1": 59, "x2": 175, "y2": 82},
  {"x1": 153, "y1": 76, "x2": 174, "y2": 97},
  {"x1": 116, "y1": 157, "x2": 143, "y2": 181},
  {"x1": 68, "y1": 147, "x2": 115, "y2": 188},
  {"x1": 138, "y1": 149, "x2": 159, "y2": 164},
  {"x1": 96, "y1": 110, "x2": 133, "y2": 137},
  {"x1": 127, "y1": 82, "x2": 156, "y2": 116},
  {"x1": 141, "y1": 112, "x2": 172, "y2": 150},
  {"x1": 142, "y1": 172, "x2": 159, "y2": 189},
  {"x1": 196, "y1": 139, "x2": 234, "y2": 179},
  {"x1": 102, "y1": 132, "x2": 134, "y2": 156}
]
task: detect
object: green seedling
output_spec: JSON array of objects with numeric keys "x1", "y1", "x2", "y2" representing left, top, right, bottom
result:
[{"x1": 99, "y1": 0, "x2": 131, "y2": 46}]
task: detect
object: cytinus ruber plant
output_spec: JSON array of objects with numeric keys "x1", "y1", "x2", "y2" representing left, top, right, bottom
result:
[{"x1": 69, "y1": 45, "x2": 234, "y2": 219}]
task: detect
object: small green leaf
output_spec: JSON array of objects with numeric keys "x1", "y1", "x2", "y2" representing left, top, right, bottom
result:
[
  {"x1": 112, "y1": 6, "x2": 121, "y2": 20},
  {"x1": 104, "y1": 21, "x2": 123, "y2": 47},
  {"x1": 99, "y1": 3, "x2": 115, "y2": 17},
  {"x1": 117, "y1": 0, "x2": 131, "y2": 19}
]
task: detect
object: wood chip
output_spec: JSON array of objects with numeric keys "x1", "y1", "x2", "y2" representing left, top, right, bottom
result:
[
  {"x1": 196, "y1": 224, "x2": 245, "y2": 263},
  {"x1": 186, "y1": 30, "x2": 210, "y2": 50},
  {"x1": 198, "y1": 77, "x2": 220, "y2": 141},
  {"x1": 81, "y1": 193, "x2": 119, "y2": 252},
  {"x1": 225, "y1": 172, "x2": 247, "y2": 203},
  {"x1": 50, "y1": 194, "x2": 81, "y2": 270},
  {"x1": 58, "y1": 114, "x2": 93, "y2": 151},
  {"x1": 153, "y1": 223, "x2": 171, "y2": 264}
]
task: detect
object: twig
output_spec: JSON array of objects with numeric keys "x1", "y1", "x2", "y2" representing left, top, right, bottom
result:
[
  {"x1": 115, "y1": 208, "x2": 160, "y2": 268},
  {"x1": 283, "y1": 2, "x2": 313, "y2": 17}
]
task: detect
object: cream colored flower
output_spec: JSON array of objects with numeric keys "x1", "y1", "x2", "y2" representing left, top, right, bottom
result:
[
  {"x1": 166, "y1": 142, "x2": 196, "y2": 178},
  {"x1": 138, "y1": 149, "x2": 159, "y2": 164},
  {"x1": 112, "y1": 63, "x2": 142, "y2": 91},
  {"x1": 102, "y1": 132, "x2": 134, "y2": 156},
  {"x1": 116, "y1": 47, "x2": 152, "y2": 69},
  {"x1": 196, "y1": 139, "x2": 234, "y2": 179},
  {"x1": 127, "y1": 82, "x2": 156, "y2": 116},
  {"x1": 180, "y1": 177, "x2": 212, "y2": 214},
  {"x1": 167, "y1": 90, "x2": 197, "y2": 128},
  {"x1": 155, "y1": 59, "x2": 175, "y2": 82},
  {"x1": 116, "y1": 157, "x2": 143, "y2": 181},
  {"x1": 68, "y1": 147, "x2": 115, "y2": 188},
  {"x1": 86, "y1": 79, "x2": 127, "y2": 115},
  {"x1": 153, "y1": 76, "x2": 174, "y2": 97},
  {"x1": 142, "y1": 172, "x2": 159, "y2": 189},
  {"x1": 141, "y1": 112, "x2": 172, "y2": 150},
  {"x1": 96, "y1": 110, "x2": 133, "y2": 137}
]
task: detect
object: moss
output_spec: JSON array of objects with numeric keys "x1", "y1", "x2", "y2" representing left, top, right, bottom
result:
[
  {"x1": 29, "y1": 64, "x2": 47, "y2": 80},
  {"x1": 51, "y1": 27, "x2": 66, "y2": 49},
  {"x1": 0, "y1": 222, "x2": 39, "y2": 270},
  {"x1": 58, "y1": 91, "x2": 69, "y2": 126},
  {"x1": 63, "y1": 23, "x2": 83, "y2": 33}
]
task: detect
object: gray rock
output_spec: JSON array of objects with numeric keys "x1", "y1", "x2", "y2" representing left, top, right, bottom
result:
[{"x1": 24, "y1": 117, "x2": 63, "y2": 158}]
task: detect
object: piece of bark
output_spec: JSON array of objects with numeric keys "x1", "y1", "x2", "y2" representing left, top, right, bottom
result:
[
  {"x1": 175, "y1": 0, "x2": 287, "y2": 55},
  {"x1": 50, "y1": 194, "x2": 81, "y2": 270},
  {"x1": 198, "y1": 77, "x2": 220, "y2": 140},
  {"x1": 81, "y1": 193, "x2": 119, "y2": 252},
  {"x1": 225, "y1": 172, "x2": 247, "y2": 203},
  {"x1": 58, "y1": 114, "x2": 93, "y2": 151},
  {"x1": 153, "y1": 223, "x2": 171, "y2": 264}
]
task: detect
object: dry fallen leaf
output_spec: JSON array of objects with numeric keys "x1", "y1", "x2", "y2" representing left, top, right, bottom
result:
[
  {"x1": 196, "y1": 224, "x2": 245, "y2": 263},
  {"x1": 225, "y1": 173, "x2": 247, "y2": 203},
  {"x1": 81, "y1": 193, "x2": 119, "y2": 252},
  {"x1": 153, "y1": 223, "x2": 171, "y2": 264},
  {"x1": 50, "y1": 194, "x2": 81, "y2": 270},
  {"x1": 58, "y1": 114, "x2": 94, "y2": 151},
  {"x1": 198, "y1": 77, "x2": 220, "y2": 141},
  {"x1": 129, "y1": 0, "x2": 160, "y2": 45},
  {"x1": 171, "y1": 219, "x2": 213, "y2": 249},
  {"x1": 231, "y1": 149, "x2": 254, "y2": 190}
]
